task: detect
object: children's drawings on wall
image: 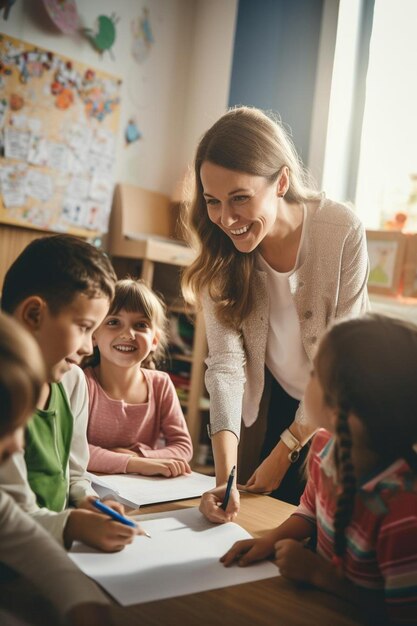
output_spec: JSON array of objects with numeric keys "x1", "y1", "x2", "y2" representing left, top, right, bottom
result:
[
  {"x1": 0, "y1": 34, "x2": 121, "y2": 236},
  {"x1": 42, "y1": 0, "x2": 80, "y2": 35},
  {"x1": 131, "y1": 7, "x2": 154, "y2": 64},
  {"x1": 83, "y1": 14, "x2": 119, "y2": 60},
  {"x1": 125, "y1": 117, "x2": 142, "y2": 145},
  {"x1": 0, "y1": 0, "x2": 17, "y2": 21}
]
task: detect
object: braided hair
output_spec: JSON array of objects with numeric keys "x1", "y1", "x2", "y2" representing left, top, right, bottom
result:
[{"x1": 316, "y1": 314, "x2": 417, "y2": 562}]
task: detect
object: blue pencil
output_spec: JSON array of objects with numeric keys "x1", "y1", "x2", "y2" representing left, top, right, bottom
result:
[
  {"x1": 220, "y1": 465, "x2": 236, "y2": 511},
  {"x1": 92, "y1": 499, "x2": 151, "y2": 537}
]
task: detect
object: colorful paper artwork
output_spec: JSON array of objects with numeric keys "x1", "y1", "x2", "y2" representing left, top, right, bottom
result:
[
  {"x1": 125, "y1": 117, "x2": 142, "y2": 145},
  {"x1": 42, "y1": 0, "x2": 80, "y2": 35},
  {"x1": 131, "y1": 7, "x2": 154, "y2": 64},
  {"x1": 0, "y1": 0, "x2": 17, "y2": 21},
  {"x1": 0, "y1": 34, "x2": 121, "y2": 236},
  {"x1": 83, "y1": 14, "x2": 119, "y2": 59}
]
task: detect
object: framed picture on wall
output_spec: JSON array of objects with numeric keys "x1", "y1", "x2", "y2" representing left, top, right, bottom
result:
[
  {"x1": 402, "y1": 234, "x2": 417, "y2": 297},
  {"x1": 366, "y1": 230, "x2": 407, "y2": 295}
]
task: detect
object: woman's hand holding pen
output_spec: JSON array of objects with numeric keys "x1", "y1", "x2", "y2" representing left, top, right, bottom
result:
[
  {"x1": 242, "y1": 443, "x2": 291, "y2": 493},
  {"x1": 199, "y1": 484, "x2": 239, "y2": 523}
]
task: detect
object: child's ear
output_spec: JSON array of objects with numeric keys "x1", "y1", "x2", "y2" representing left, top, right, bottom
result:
[
  {"x1": 151, "y1": 331, "x2": 160, "y2": 350},
  {"x1": 16, "y1": 296, "x2": 46, "y2": 331}
]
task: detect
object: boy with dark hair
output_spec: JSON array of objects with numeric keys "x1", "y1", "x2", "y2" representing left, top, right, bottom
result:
[{"x1": 0, "y1": 234, "x2": 140, "y2": 550}]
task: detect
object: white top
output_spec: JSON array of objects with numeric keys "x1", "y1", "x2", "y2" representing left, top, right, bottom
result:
[{"x1": 256, "y1": 204, "x2": 310, "y2": 400}]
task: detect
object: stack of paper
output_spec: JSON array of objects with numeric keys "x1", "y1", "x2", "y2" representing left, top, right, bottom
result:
[{"x1": 88, "y1": 471, "x2": 216, "y2": 507}]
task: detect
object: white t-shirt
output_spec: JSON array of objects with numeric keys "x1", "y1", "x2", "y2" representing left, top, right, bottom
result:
[{"x1": 256, "y1": 204, "x2": 310, "y2": 400}]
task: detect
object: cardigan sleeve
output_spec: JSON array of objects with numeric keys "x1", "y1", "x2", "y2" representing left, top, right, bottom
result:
[
  {"x1": 335, "y1": 220, "x2": 370, "y2": 319},
  {"x1": 201, "y1": 291, "x2": 246, "y2": 440}
]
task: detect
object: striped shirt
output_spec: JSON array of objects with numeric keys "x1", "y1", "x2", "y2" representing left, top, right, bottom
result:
[{"x1": 294, "y1": 430, "x2": 417, "y2": 624}]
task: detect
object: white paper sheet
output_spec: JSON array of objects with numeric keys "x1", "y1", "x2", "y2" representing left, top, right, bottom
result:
[
  {"x1": 70, "y1": 507, "x2": 278, "y2": 605},
  {"x1": 88, "y1": 471, "x2": 216, "y2": 507}
]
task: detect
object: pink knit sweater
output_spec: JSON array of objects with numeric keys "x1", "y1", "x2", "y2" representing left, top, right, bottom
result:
[{"x1": 85, "y1": 367, "x2": 193, "y2": 473}]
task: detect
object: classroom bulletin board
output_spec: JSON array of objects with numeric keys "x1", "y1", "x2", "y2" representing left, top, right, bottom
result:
[{"x1": 0, "y1": 33, "x2": 122, "y2": 237}]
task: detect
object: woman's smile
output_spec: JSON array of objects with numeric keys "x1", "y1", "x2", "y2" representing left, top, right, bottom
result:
[{"x1": 229, "y1": 224, "x2": 252, "y2": 236}]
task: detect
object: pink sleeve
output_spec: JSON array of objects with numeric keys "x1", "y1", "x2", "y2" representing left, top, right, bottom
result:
[
  {"x1": 87, "y1": 443, "x2": 131, "y2": 474},
  {"x1": 137, "y1": 375, "x2": 193, "y2": 461}
]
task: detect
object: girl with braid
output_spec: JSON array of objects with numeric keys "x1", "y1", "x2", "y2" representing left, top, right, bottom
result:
[{"x1": 222, "y1": 314, "x2": 417, "y2": 625}]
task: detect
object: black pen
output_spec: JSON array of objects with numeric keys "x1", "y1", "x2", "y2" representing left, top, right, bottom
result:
[{"x1": 220, "y1": 465, "x2": 236, "y2": 511}]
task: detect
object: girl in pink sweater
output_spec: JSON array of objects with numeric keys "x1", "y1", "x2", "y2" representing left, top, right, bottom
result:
[{"x1": 85, "y1": 279, "x2": 193, "y2": 477}]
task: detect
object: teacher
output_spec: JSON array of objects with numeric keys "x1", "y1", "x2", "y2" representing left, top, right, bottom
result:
[{"x1": 181, "y1": 107, "x2": 369, "y2": 522}]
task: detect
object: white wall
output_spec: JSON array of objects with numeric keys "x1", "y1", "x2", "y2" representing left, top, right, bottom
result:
[{"x1": 1, "y1": 0, "x2": 237, "y2": 196}]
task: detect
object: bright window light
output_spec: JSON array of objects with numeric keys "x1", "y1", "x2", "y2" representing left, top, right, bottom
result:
[{"x1": 355, "y1": 0, "x2": 417, "y2": 230}]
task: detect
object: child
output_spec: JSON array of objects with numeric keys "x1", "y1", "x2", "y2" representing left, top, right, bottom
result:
[
  {"x1": 221, "y1": 314, "x2": 417, "y2": 624},
  {"x1": 0, "y1": 234, "x2": 141, "y2": 551},
  {"x1": 0, "y1": 311, "x2": 113, "y2": 626},
  {"x1": 85, "y1": 278, "x2": 193, "y2": 476}
]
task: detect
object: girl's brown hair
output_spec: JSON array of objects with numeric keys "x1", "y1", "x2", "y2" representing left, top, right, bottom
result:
[
  {"x1": 0, "y1": 312, "x2": 45, "y2": 436},
  {"x1": 181, "y1": 106, "x2": 321, "y2": 329},
  {"x1": 316, "y1": 314, "x2": 417, "y2": 558}
]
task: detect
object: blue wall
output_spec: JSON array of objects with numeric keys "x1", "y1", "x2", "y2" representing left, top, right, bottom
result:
[{"x1": 229, "y1": 0, "x2": 324, "y2": 162}]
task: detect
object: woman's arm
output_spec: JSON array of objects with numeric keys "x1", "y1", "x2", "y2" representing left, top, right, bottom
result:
[
  {"x1": 199, "y1": 430, "x2": 240, "y2": 523},
  {"x1": 199, "y1": 292, "x2": 246, "y2": 521}
]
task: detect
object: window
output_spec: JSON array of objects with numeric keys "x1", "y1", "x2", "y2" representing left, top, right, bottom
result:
[
  {"x1": 322, "y1": 0, "x2": 417, "y2": 231},
  {"x1": 355, "y1": 0, "x2": 417, "y2": 230}
]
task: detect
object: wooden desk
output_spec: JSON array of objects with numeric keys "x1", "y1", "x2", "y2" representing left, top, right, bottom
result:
[
  {"x1": 0, "y1": 493, "x2": 365, "y2": 626},
  {"x1": 125, "y1": 493, "x2": 365, "y2": 626}
]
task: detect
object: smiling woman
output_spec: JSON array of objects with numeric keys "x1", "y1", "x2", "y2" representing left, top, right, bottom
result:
[{"x1": 181, "y1": 106, "x2": 370, "y2": 523}]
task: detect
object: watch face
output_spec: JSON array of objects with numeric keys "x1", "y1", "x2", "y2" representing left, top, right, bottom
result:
[{"x1": 289, "y1": 450, "x2": 300, "y2": 463}]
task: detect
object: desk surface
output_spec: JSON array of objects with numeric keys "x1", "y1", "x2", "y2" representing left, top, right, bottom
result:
[
  {"x1": 1, "y1": 493, "x2": 365, "y2": 626},
  {"x1": 124, "y1": 493, "x2": 364, "y2": 626}
]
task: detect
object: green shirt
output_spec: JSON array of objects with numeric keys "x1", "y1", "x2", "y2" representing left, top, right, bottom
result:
[{"x1": 25, "y1": 382, "x2": 74, "y2": 512}]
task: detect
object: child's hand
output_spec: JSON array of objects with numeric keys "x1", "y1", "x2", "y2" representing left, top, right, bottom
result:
[
  {"x1": 274, "y1": 539, "x2": 318, "y2": 583},
  {"x1": 220, "y1": 536, "x2": 276, "y2": 567},
  {"x1": 127, "y1": 456, "x2": 191, "y2": 477},
  {"x1": 199, "y1": 484, "x2": 239, "y2": 524},
  {"x1": 65, "y1": 602, "x2": 113, "y2": 626},
  {"x1": 65, "y1": 509, "x2": 139, "y2": 552},
  {"x1": 78, "y1": 495, "x2": 126, "y2": 516}
]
